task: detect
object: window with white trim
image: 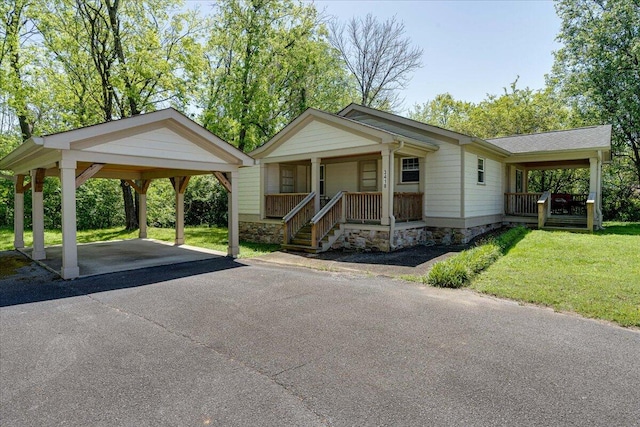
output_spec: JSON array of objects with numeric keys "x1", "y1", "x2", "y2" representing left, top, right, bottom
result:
[
  {"x1": 401, "y1": 157, "x2": 420, "y2": 183},
  {"x1": 477, "y1": 158, "x2": 485, "y2": 184}
]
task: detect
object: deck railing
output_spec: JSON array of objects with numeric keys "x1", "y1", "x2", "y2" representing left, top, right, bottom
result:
[
  {"x1": 505, "y1": 192, "x2": 543, "y2": 216},
  {"x1": 310, "y1": 191, "x2": 345, "y2": 248},
  {"x1": 265, "y1": 193, "x2": 309, "y2": 218},
  {"x1": 282, "y1": 192, "x2": 316, "y2": 244},
  {"x1": 344, "y1": 192, "x2": 382, "y2": 223},
  {"x1": 394, "y1": 192, "x2": 423, "y2": 222}
]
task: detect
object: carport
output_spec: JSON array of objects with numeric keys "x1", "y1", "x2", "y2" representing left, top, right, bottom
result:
[{"x1": 0, "y1": 109, "x2": 253, "y2": 279}]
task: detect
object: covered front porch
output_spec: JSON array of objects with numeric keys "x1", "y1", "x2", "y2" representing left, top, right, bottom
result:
[{"x1": 503, "y1": 156, "x2": 604, "y2": 231}]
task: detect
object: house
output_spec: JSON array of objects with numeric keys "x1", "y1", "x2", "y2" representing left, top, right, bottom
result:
[{"x1": 237, "y1": 104, "x2": 611, "y2": 252}]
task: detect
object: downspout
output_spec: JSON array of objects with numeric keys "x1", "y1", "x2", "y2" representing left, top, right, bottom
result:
[
  {"x1": 597, "y1": 150, "x2": 603, "y2": 227},
  {"x1": 388, "y1": 140, "x2": 404, "y2": 250}
]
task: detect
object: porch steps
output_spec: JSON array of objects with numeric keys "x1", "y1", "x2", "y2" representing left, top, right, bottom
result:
[
  {"x1": 541, "y1": 215, "x2": 589, "y2": 232},
  {"x1": 541, "y1": 226, "x2": 591, "y2": 233},
  {"x1": 283, "y1": 223, "x2": 343, "y2": 253}
]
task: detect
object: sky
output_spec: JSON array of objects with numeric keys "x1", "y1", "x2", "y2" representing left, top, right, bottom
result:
[{"x1": 188, "y1": 0, "x2": 562, "y2": 113}]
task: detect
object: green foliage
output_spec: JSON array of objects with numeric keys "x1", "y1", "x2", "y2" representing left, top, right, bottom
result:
[
  {"x1": 427, "y1": 259, "x2": 468, "y2": 288},
  {"x1": 200, "y1": 0, "x2": 355, "y2": 152},
  {"x1": 184, "y1": 176, "x2": 228, "y2": 227},
  {"x1": 425, "y1": 226, "x2": 529, "y2": 288},
  {"x1": 552, "y1": 0, "x2": 640, "y2": 187}
]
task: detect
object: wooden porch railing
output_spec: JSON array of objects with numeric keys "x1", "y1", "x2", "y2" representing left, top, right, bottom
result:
[
  {"x1": 505, "y1": 192, "x2": 543, "y2": 216},
  {"x1": 537, "y1": 191, "x2": 551, "y2": 228},
  {"x1": 394, "y1": 192, "x2": 423, "y2": 222},
  {"x1": 310, "y1": 191, "x2": 345, "y2": 248},
  {"x1": 344, "y1": 192, "x2": 382, "y2": 223},
  {"x1": 282, "y1": 192, "x2": 316, "y2": 245},
  {"x1": 266, "y1": 193, "x2": 309, "y2": 218}
]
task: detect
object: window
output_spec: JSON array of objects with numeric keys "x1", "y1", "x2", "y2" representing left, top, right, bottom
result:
[
  {"x1": 280, "y1": 165, "x2": 295, "y2": 193},
  {"x1": 477, "y1": 158, "x2": 485, "y2": 184},
  {"x1": 359, "y1": 160, "x2": 378, "y2": 191},
  {"x1": 319, "y1": 165, "x2": 325, "y2": 196},
  {"x1": 401, "y1": 157, "x2": 420, "y2": 183}
]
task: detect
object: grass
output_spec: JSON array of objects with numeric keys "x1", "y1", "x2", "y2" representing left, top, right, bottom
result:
[
  {"x1": 0, "y1": 226, "x2": 279, "y2": 258},
  {"x1": 471, "y1": 222, "x2": 640, "y2": 327}
]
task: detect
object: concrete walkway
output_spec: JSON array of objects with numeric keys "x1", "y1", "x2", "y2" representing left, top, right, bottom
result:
[{"x1": 251, "y1": 244, "x2": 467, "y2": 278}]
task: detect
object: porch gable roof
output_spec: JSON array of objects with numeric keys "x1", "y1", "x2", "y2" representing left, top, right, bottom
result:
[
  {"x1": 487, "y1": 125, "x2": 612, "y2": 156},
  {"x1": 250, "y1": 108, "x2": 438, "y2": 159}
]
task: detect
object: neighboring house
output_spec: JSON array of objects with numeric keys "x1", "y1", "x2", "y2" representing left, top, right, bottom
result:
[{"x1": 238, "y1": 103, "x2": 611, "y2": 252}]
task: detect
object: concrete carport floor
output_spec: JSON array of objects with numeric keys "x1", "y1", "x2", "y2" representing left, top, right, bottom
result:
[
  {"x1": 19, "y1": 239, "x2": 226, "y2": 278},
  {"x1": 0, "y1": 109, "x2": 254, "y2": 279}
]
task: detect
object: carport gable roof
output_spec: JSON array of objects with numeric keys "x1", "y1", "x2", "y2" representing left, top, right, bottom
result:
[{"x1": 0, "y1": 108, "x2": 254, "y2": 174}]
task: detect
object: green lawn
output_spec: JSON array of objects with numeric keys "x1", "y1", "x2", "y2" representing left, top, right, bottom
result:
[
  {"x1": 471, "y1": 222, "x2": 640, "y2": 327},
  {"x1": 0, "y1": 226, "x2": 279, "y2": 258}
]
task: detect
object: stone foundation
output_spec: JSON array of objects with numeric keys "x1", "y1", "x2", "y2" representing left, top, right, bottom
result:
[
  {"x1": 392, "y1": 227, "x2": 428, "y2": 250},
  {"x1": 239, "y1": 221, "x2": 283, "y2": 244},
  {"x1": 337, "y1": 228, "x2": 390, "y2": 252},
  {"x1": 425, "y1": 222, "x2": 503, "y2": 245}
]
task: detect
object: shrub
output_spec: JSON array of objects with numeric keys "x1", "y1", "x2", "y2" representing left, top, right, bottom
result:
[
  {"x1": 425, "y1": 226, "x2": 529, "y2": 288},
  {"x1": 427, "y1": 259, "x2": 469, "y2": 288}
]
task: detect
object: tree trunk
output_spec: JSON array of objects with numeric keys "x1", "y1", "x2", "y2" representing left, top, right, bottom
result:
[{"x1": 120, "y1": 180, "x2": 138, "y2": 230}]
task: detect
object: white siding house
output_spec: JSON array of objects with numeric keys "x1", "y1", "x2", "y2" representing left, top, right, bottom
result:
[{"x1": 238, "y1": 104, "x2": 611, "y2": 251}]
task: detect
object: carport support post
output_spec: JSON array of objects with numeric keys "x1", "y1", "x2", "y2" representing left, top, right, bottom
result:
[
  {"x1": 60, "y1": 160, "x2": 79, "y2": 279},
  {"x1": 172, "y1": 176, "x2": 189, "y2": 246},
  {"x1": 139, "y1": 193, "x2": 147, "y2": 238},
  {"x1": 31, "y1": 169, "x2": 46, "y2": 260},
  {"x1": 228, "y1": 170, "x2": 239, "y2": 257},
  {"x1": 13, "y1": 175, "x2": 25, "y2": 249}
]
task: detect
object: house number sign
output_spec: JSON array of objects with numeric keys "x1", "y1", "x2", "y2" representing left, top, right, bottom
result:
[{"x1": 383, "y1": 169, "x2": 387, "y2": 188}]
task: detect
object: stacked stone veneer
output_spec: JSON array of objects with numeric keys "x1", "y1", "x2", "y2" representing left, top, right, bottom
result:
[
  {"x1": 240, "y1": 220, "x2": 504, "y2": 250},
  {"x1": 239, "y1": 221, "x2": 283, "y2": 244}
]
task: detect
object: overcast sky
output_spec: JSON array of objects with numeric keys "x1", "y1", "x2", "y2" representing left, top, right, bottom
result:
[{"x1": 188, "y1": 0, "x2": 562, "y2": 113}]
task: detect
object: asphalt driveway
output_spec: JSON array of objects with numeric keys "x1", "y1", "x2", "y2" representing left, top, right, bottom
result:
[{"x1": 1, "y1": 257, "x2": 639, "y2": 426}]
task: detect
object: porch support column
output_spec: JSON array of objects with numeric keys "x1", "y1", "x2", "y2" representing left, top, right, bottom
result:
[
  {"x1": 419, "y1": 156, "x2": 427, "y2": 221},
  {"x1": 171, "y1": 176, "x2": 189, "y2": 246},
  {"x1": 311, "y1": 157, "x2": 320, "y2": 212},
  {"x1": 508, "y1": 165, "x2": 517, "y2": 193},
  {"x1": 13, "y1": 175, "x2": 26, "y2": 249},
  {"x1": 31, "y1": 168, "x2": 46, "y2": 260},
  {"x1": 381, "y1": 148, "x2": 391, "y2": 226},
  {"x1": 589, "y1": 156, "x2": 602, "y2": 225},
  {"x1": 259, "y1": 162, "x2": 267, "y2": 219},
  {"x1": 228, "y1": 170, "x2": 239, "y2": 257},
  {"x1": 60, "y1": 159, "x2": 79, "y2": 279}
]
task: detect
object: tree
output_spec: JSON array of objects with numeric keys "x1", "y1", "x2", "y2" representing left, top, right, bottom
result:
[
  {"x1": 552, "y1": 0, "x2": 640, "y2": 187},
  {"x1": 35, "y1": 0, "x2": 206, "y2": 229},
  {"x1": 329, "y1": 13, "x2": 422, "y2": 110},
  {"x1": 201, "y1": 0, "x2": 353, "y2": 152}
]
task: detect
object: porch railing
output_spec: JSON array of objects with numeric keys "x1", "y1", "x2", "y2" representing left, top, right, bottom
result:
[
  {"x1": 266, "y1": 193, "x2": 309, "y2": 218},
  {"x1": 310, "y1": 191, "x2": 345, "y2": 248},
  {"x1": 505, "y1": 192, "x2": 543, "y2": 216},
  {"x1": 394, "y1": 192, "x2": 423, "y2": 222},
  {"x1": 344, "y1": 192, "x2": 382, "y2": 223},
  {"x1": 282, "y1": 192, "x2": 316, "y2": 245}
]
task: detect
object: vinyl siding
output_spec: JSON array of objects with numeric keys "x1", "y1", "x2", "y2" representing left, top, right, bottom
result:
[
  {"x1": 269, "y1": 120, "x2": 376, "y2": 157},
  {"x1": 425, "y1": 143, "x2": 462, "y2": 218},
  {"x1": 84, "y1": 127, "x2": 227, "y2": 163},
  {"x1": 464, "y1": 151, "x2": 504, "y2": 217},
  {"x1": 238, "y1": 166, "x2": 260, "y2": 215}
]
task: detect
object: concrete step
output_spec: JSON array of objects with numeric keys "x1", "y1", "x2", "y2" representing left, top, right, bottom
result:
[
  {"x1": 281, "y1": 244, "x2": 319, "y2": 253},
  {"x1": 541, "y1": 226, "x2": 590, "y2": 233}
]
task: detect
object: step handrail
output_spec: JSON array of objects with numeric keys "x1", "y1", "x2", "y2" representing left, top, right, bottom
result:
[
  {"x1": 537, "y1": 191, "x2": 551, "y2": 228},
  {"x1": 586, "y1": 191, "x2": 596, "y2": 231},
  {"x1": 310, "y1": 191, "x2": 345, "y2": 248},
  {"x1": 282, "y1": 192, "x2": 316, "y2": 244}
]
